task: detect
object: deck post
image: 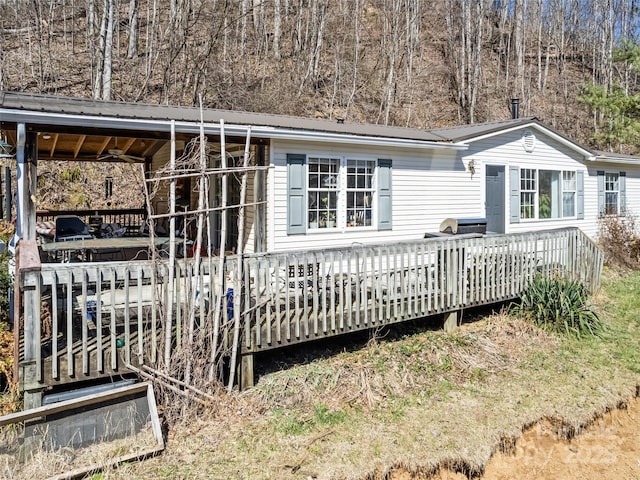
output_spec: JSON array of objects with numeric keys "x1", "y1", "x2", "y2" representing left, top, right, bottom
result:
[
  {"x1": 17, "y1": 240, "x2": 43, "y2": 409},
  {"x1": 444, "y1": 310, "x2": 458, "y2": 333},
  {"x1": 239, "y1": 352, "x2": 255, "y2": 391}
]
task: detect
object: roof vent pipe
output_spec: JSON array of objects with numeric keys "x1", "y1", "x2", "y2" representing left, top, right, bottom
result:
[{"x1": 511, "y1": 98, "x2": 520, "y2": 119}]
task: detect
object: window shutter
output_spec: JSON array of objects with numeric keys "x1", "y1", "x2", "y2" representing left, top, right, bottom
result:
[
  {"x1": 597, "y1": 170, "x2": 605, "y2": 216},
  {"x1": 576, "y1": 170, "x2": 584, "y2": 220},
  {"x1": 287, "y1": 154, "x2": 306, "y2": 234},
  {"x1": 378, "y1": 159, "x2": 392, "y2": 230},
  {"x1": 509, "y1": 166, "x2": 520, "y2": 224},
  {"x1": 620, "y1": 171, "x2": 627, "y2": 215}
]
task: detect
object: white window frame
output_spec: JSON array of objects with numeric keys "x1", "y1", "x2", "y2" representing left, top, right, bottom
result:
[
  {"x1": 562, "y1": 171, "x2": 576, "y2": 218},
  {"x1": 605, "y1": 172, "x2": 620, "y2": 215},
  {"x1": 520, "y1": 168, "x2": 536, "y2": 219},
  {"x1": 519, "y1": 168, "x2": 578, "y2": 221},
  {"x1": 305, "y1": 155, "x2": 379, "y2": 232},
  {"x1": 345, "y1": 158, "x2": 376, "y2": 229}
]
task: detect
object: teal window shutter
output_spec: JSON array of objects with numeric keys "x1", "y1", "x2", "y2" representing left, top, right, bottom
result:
[
  {"x1": 620, "y1": 171, "x2": 626, "y2": 215},
  {"x1": 576, "y1": 170, "x2": 584, "y2": 219},
  {"x1": 509, "y1": 166, "x2": 520, "y2": 223},
  {"x1": 597, "y1": 170, "x2": 605, "y2": 216},
  {"x1": 378, "y1": 159, "x2": 392, "y2": 230},
  {"x1": 287, "y1": 154, "x2": 306, "y2": 234}
]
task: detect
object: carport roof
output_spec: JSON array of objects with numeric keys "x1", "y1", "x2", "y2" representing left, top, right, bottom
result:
[{"x1": 0, "y1": 91, "x2": 448, "y2": 143}]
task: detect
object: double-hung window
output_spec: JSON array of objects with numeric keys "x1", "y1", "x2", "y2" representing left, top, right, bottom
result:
[
  {"x1": 562, "y1": 171, "x2": 576, "y2": 217},
  {"x1": 346, "y1": 159, "x2": 375, "y2": 227},
  {"x1": 308, "y1": 157, "x2": 339, "y2": 229},
  {"x1": 520, "y1": 168, "x2": 536, "y2": 219},
  {"x1": 605, "y1": 173, "x2": 620, "y2": 215},
  {"x1": 596, "y1": 170, "x2": 626, "y2": 216},
  {"x1": 514, "y1": 167, "x2": 581, "y2": 221},
  {"x1": 286, "y1": 154, "x2": 392, "y2": 234}
]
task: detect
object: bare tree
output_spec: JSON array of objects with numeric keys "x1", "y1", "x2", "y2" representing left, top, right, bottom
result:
[
  {"x1": 445, "y1": 0, "x2": 487, "y2": 123},
  {"x1": 127, "y1": 0, "x2": 139, "y2": 59},
  {"x1": 92, "y1": 0, "x2": 114, "y2": 100},
  {"x1": 274, "y1": 0, "x2": 281, "y2": 59}
]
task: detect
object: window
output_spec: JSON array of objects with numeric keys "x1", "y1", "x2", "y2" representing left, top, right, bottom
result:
[
  {"x1": 597, "y1": 171, "x2": 626, "y2": 216},
  {"x1": 538, "y1": 170, "x2": 561, "y2": 219},
  {"x1": 519, "y1": 168, "x2": 577, "y2": 220},
  {"x1": 562, "y1": 171, "x2": 576, "y2": 217},
  {"x1": 605, "y1": 173, "x2": 619, "y2": 215},
  {"x1": 307, "y1": 157, "x2": 339, "y2": 229},
  {"x1": 520, "y1": 168, "x2": 536, "y2": 219},
  {"x1": 346, "y1": 159, "x2": 375, "y2": 227},
  {"x1": 287, "y1": 154, "x2": 391, "y2": 234}
]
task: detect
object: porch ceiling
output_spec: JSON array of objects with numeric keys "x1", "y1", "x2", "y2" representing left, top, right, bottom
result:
[
  {"x1": 0, "y1": 123, "x2": 255, "y2": 164},
  {"x1": 0, "y1": 125, "x2": 166, "y2": 164}
]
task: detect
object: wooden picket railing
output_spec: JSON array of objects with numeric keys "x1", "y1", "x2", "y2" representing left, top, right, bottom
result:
[
  {"x1": 17, "y1": 227, "x2": 602, "y2": 397},
  {"x1": 239, "y1": 227, "x2": 602, "y2": 353},
  {"x1": 36, "y1": 208, "x2": 146, "y2": 236}
]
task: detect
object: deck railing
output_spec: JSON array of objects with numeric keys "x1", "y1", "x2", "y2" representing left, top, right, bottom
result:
[
  {"x1": 17, "y1": 227, "x2": 602, "y2": 395},
  {"x1": 240, "y1": 227, "x2": 602, "y2": 352},
  {"x1": 36, "y1": 208, "x2": 146, "y2": 235}
]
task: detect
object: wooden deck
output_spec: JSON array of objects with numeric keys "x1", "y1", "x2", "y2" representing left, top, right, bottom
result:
[{"x1": 17, "y1": 227, "x2": 603, "y2": 396}]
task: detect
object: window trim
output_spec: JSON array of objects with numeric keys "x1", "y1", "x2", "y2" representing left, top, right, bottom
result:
[
  {"x1": 287, "y1": 153, "x2": 390, "y2": 234},
  {"x1": 517, "y1": 167, "x2": 579, "y2": 222},
  {"x1": 305, "y1": 154, "x2": 380, "y2": 232},
  {"x1": 605, "y1": 172, "x2": 620, "y2": 215},
  {"x1": 597, "y1": 170, "x2": 627, "y2": 217}
]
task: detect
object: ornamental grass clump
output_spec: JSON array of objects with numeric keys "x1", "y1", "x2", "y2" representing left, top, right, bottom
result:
[{"x1": 510, "y1": 275, "x2": 602, "y2": 338}]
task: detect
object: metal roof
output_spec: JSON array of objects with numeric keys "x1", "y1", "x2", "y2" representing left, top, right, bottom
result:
[
  {"x1": 429, "y1": 117, "x2": 539, "y2": 142},
  {"x1": 593, "y1": 150, "x2": 640, "y2": 165},
  {"x1": 4, "y1": 91, "x2": 640, "y2": 165},
  {"x1": 0, "y1": 91, "x2": 447, "y2": 143}
]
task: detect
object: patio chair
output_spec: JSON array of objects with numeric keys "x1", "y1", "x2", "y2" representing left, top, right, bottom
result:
[{"x1": 54, "y1": 215, "x2": 93, "y2": 242}]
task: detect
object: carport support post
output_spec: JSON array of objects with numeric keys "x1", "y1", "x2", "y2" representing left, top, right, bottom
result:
[
  {"x1": 17, "y1": 241, "x2": 43, "y2": 410},
  {"x1": 444, "y1": 310, "x2": 458, "y2": 333},
  {"x1": 16, "y1": 123, "x2": 37, "y2": 241},
  {"x1": 15, "y1": 123, "x2": 43, "y2": 408}
]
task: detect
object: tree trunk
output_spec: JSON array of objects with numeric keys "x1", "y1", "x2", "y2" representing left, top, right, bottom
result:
[
  {"x1": 92, "y1": 0, "x2": 108, "y2": 99},
  {"x1": 127, "y1": 0, "x2": 139, "y2": 59},
  {"x1": 274, "y1": 0, "x2": 281, "y2": 59},
  {"x1": 102, "y1": 0, "x2": 114, "y2": 100}
]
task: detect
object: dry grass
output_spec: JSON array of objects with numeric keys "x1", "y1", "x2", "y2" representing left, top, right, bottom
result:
[
  {"x1": 4, "y1": 271, "x2": 638, "y2": 480},
  {"x1": 0, "y1": 325, "x2": 17, "y2": 416},
  {"x1": 0, "y1": 424, "x2": 159, "y2": 479}
]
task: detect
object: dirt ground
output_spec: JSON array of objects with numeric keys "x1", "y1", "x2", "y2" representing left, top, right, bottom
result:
[{"x1": 391, "y1": 395, "x2": 640, "y2": 480}]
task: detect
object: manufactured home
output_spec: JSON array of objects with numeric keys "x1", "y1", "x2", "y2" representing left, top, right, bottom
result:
[{"x1": 0, "y1": 92, "x2": 623, "y2": 408}]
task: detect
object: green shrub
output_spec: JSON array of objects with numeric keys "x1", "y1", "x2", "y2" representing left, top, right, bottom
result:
[{"x1": 510, "y1": 275, "x2": 602, "y2": 338}]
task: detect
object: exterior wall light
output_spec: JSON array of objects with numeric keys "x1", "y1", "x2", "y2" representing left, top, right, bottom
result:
[{"x1": 467, "y1": 158, "x2": 476, "y2": 175}]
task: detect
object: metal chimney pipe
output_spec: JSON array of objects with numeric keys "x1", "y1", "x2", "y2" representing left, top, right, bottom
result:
[{"x1": 511, "y1": 98, "x2": 520, "y2": 119}]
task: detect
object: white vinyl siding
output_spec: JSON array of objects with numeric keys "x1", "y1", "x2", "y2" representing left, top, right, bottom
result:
[
  {"x1": 460, "y1": 128, "x2": 593, "y2": 235},
  {"x1": 270, "y1": 140, "x2": 477, "y2": 252}
]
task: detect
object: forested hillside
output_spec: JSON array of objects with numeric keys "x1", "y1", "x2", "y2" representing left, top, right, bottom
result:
[{"x1": 2, "y1": 0, "x2": 640, "y2": 152}]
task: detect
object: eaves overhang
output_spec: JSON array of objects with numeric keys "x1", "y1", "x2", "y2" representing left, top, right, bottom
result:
[
  {"x1": 0, "y1": 108, "x2": 467, "y2": 152},
  {"x1": 592, "y1": 151, "x2": 640, "y2": 165}
]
